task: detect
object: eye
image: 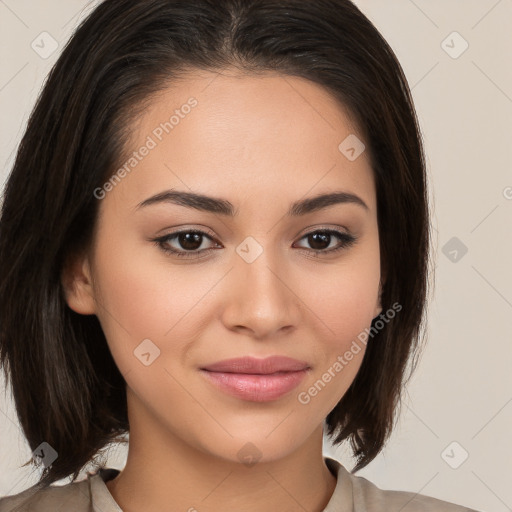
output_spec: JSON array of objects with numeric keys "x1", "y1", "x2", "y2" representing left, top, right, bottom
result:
[
  {"x1": 152, "y1": 227, "x2": 357, "y2": 260},
  {"x1": 293, "y1": 229, "x2": 357, "y2": 256},
  {"x1": 153, "y1": 229, "x2": 221, "y2": 259}
]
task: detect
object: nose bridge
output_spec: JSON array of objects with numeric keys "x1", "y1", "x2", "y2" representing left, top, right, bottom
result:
[
  {"x1": 222, "y1": 236, "x2": 299, "y2": 337},
  {"x1": 238, "y1": 237, "x2": 288, "y2": 309}
]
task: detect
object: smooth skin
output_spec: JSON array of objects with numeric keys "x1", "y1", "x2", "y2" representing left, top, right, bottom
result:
[{"x1": 63, "y1": 68, "x2": 383, "y2": 512}]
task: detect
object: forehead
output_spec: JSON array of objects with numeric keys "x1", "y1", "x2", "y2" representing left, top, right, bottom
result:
[{"x1": 108, "y1": 69, "x2": 376, "y2": 215}]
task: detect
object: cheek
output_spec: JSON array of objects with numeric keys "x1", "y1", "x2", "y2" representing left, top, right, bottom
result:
[
  {"x1": 293, "y1": 268, "x2": 379, "y2": 412},
  {"x1": 89, "y1": 231, "x2": 224, "y2": 372},
  {"x1": 298, "y1": 250, "x2": 380, "y2": 348},
  {"x1": 321, "y1": 271, "x2": 378, "y2": 340},
  {"x1": 89, "y1": 233, "x2": 172, "y2": 361}
]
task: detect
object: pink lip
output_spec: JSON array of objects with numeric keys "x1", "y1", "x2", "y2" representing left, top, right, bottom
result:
[{"x1": 200, "y1": 356, "x2": 310, "y2": 402}]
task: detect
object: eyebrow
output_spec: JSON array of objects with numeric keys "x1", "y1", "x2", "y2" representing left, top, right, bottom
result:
[{"x1": 136, "y1": 189, "x2": 369, "y2": 216}]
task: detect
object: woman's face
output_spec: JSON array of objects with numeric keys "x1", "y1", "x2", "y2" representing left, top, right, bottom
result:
[{"x1": 66, "y1": 69, "x2": 382, "y2": 464}]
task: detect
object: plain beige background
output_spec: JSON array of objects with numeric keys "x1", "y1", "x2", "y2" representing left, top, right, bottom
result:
[{"x1": 0, "y1": 1, "x2": 511, "y2": 511}]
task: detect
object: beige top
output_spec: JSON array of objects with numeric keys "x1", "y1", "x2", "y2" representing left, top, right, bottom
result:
[{"x1": 0, "y1": 457, "x2": 481, "y2": 511}]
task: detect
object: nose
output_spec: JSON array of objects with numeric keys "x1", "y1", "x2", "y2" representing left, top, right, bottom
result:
[{"x1": 220, "y1": 244, "x2": 302, "y2": 340}]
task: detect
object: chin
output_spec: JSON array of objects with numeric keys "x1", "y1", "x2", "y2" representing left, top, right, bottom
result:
[{"x1": 194, "y1": 421, "x2": 320, "y2": 467}]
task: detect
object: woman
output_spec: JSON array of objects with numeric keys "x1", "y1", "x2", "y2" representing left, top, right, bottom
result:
[{"x1": 0, "y1": 0, "x2": 481, "y2": 510}]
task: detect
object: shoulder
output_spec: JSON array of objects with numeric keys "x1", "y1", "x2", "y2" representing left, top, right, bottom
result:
[
  {"x1": 350, "y1": 473, "x2": 480, "y2": 511},
  {"x1": 327, "y1": 458, "x2": 482, "y2": 512},
  {"x1": 0, "y1": 477, "x2": 91, "y2": 512}
]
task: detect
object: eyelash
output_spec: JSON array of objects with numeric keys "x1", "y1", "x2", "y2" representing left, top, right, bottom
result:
[{"x1": 152, "y1": 228, "x2": 357, "y2": 260}]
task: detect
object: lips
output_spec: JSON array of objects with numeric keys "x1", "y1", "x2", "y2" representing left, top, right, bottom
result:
[
  {"x1": 201, "y1": 355, "x2": 310, "y2": 374},
  {"x1": 200, "y1": 356, "x2": 310, "y2": 402}
]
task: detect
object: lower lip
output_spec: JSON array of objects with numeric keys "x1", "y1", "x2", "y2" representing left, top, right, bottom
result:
[{"x1": 200, "y1": 369, "x2": 308, "y2": 402}]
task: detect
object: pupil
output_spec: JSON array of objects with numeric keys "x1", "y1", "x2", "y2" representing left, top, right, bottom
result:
[
  {"x1": 309, "y1": 232, "x2": 330, "y2": 250},
  {"x1": 179, "y1": 232, "x2": 202, "y2": 250}
]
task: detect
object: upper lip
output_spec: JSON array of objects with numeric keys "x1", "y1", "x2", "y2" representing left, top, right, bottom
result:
[{"x1": 201, "y1": 356, "x2": 310, "y2": 374}]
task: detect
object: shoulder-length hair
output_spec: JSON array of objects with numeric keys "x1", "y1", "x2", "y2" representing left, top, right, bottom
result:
[{"x1": 0, "y1": 0, "x2": 431, "y2": 488}]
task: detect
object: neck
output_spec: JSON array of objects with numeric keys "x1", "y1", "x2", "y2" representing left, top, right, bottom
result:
[{"x1": 106, "y1": 396, "x2": 337, "y2": 512}]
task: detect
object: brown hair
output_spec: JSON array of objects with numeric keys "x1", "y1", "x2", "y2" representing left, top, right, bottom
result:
[{"x1": 0, "y1": 0, "x2": 431, "y2": 488}]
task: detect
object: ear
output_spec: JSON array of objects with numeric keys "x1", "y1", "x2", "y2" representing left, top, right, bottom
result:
[{"x1": 61, "y1": 250, "x2": 97, "y2": 315}]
